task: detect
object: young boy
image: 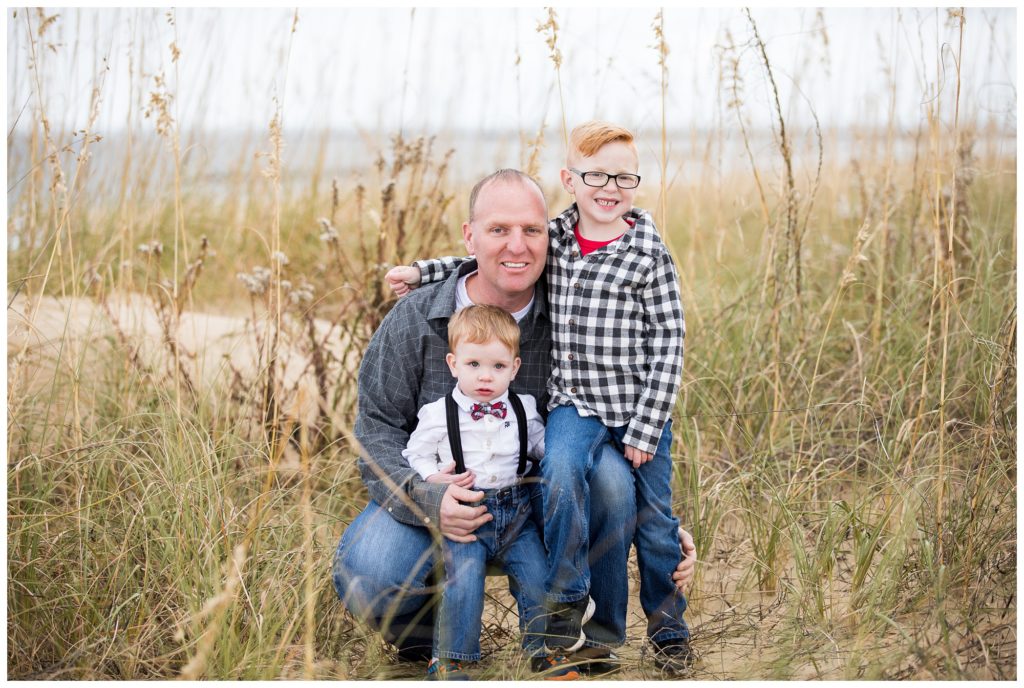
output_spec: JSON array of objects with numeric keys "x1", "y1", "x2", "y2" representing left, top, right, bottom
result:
[
  {"x1": 389, "y1": 122, "x2": 692, "y2": 674},
  {"x1": 403, "y1": 304, "x2": 584, "y2": 680}
]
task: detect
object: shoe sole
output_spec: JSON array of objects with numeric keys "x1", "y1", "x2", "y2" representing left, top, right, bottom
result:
[{"x1": 543, "y1": 670, "x2": 581, "y2": 681}]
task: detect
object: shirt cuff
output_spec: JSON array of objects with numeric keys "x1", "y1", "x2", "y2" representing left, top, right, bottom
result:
[
  {"x1": 624, "y1": 418, "x2": 663, "y2": 456},
  {"x1": 411, "y1": 479, "x2": 446, "y2": 527}
]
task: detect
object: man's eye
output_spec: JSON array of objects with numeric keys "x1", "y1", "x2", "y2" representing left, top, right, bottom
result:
[
  {"x1": 495, "y1": 363, "x2": 505, "y2": 370},
  {"x1": 526, "y1": 227, "x2": 544, "y2": 235},
  {"x1": 469, "y1": 361, "x2": 479, "y2": 367},
  {"x1": 490, "y1": 226, "x2": 507, "y2": 234}
]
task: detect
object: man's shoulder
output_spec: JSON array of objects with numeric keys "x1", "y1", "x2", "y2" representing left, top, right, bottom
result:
[{"x1": 381, "y1": 280, "x2": 451, "y2": 329}]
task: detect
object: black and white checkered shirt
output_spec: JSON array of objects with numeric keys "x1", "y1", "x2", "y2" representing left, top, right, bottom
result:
[
  {"x1": 416, "y1": 204, "x2": 685, "y2": 455},
  {"x1": 355, "y1": 260, "x2": 552, "y2": 528}
]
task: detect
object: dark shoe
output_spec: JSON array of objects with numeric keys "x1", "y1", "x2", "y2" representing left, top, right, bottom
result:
[
  {"x1": 396, "y1": 643, "x2": 434, "y2": 663},
  {"x1": 652, "y1": 637, "x2": 695, "y2": 675},
  {"x1": 530, "y1": 654, "x2": 581, "y2": 681},
  {"x1": 425, "y1": 658, "x2": 470, "y2": 680},
  {"x1": 572, "y1": 646, "x2": 621, "y2": 676},
  {"x1": 544, "y1": 597, "x2": 596, "y2": 653}
]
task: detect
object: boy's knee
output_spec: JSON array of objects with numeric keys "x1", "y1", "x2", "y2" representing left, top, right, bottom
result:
[{"x1": 590, "y1": 449, "x2": 636, "y2": 520}]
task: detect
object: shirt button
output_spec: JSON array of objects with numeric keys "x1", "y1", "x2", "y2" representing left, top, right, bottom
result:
[
  {"x1": 423, "y1": 517, "x2": 431, "y2": 524},
  {"x1": 571, "y1": 250, "x2": 579, "y2": 258},
  {"x1": 490, "y1": 476, "x2": 497, "y2": 484},
  {"x1": 570, "y1": 387, "x2": 577, "y2": 394},
  {"x1": 573, "y1": 282, "x2": 581, "y2": 290},
  {"x1": 568, "y1": 318, "x2": 575, "y2": 326},
  {"x1": 567, "y1": 353, "x2": 574, "y2": 361},
  {"x1": 387, "y1": 507, "x2": 393, "y2": 513}
]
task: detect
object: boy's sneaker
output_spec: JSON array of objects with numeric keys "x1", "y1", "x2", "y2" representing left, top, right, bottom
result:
[
  {"x1": 544, "y1": 597, "x2": 596, "y2": 653},
  {"x1": 530, "y1": 654, "x2": 581, "y2": 681},
  {"x1": 652, "y1": 637, "x2": 695, "y2": 676},
  {"x1": 572, "y1": 646, "x2": 621, "y2": 676},
  {"x1": 425, "y1": 658, "x2": 470, "y2": 681}
]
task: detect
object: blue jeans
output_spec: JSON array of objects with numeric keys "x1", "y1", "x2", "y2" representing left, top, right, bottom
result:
[
  {"x1": 332, "y1": 500, "x2": 438, "y2": 657},
  {"x1": 542, "y1": 404, "x2": 689, "y2": 644},
  {"x1": 434, "y1": 485, "x2": 545, "y2": 661},
  {"x1": 333, "y1": 449, "x2": 663, "y2": 652}
]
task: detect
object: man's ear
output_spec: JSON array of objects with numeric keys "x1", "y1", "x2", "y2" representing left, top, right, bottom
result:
[
  {"x1": 462, "y1": 221, "x2": 475, "y2": 255},
  {"x1": 445, "y1": 352, "x2": 458, "y2": 377},
  {"x1": 559, "y1": 167, "x2": 574, "y2": 195}
]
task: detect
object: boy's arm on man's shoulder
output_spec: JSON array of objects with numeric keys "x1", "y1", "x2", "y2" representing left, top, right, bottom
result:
[
  {"x1": 355, "y1": 306, "x2": 447, "y2": 526},
  {"x1": 413, "y1": 255, "x2": 469, "y2": 285},
  {"x1": 623, "y1": 250, "x2": 685, "y2": 454}
]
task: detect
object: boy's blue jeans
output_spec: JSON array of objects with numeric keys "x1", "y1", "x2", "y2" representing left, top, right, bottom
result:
[
  {"x1": 434, "y1": 484, "x2": 546, "y2": 661},
  {"x1": 541, "y1": 404, "x2": 689, "y2": 644}
]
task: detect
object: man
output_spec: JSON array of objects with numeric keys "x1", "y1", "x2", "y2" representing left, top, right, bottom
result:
[{"x1": 332, "y1": 169, "x2": 696, "y2": 674}]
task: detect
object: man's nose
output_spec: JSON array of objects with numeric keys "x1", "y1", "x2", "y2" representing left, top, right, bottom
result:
[
  {"x1": 478, "y1": 368, "x2": 493, "y2": 380},
  {"x1": 506, "y1": 229, "x2": 527, "y2": 252}
]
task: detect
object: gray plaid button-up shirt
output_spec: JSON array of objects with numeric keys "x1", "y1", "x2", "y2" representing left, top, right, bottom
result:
[
  {"x1": 354, "y1": 260, "x2": 551, "y2": 528},
  {"x1": 416, "y1": 204, "x2": 684, "y2": 455}
]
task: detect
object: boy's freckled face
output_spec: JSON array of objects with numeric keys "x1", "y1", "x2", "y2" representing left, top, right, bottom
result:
[
  {"x1": 445, "y1": 339, "x2": 521, "y2": 404},
  {"x1": 565, "y1": 140, "x2": 639, "y2": 231}
]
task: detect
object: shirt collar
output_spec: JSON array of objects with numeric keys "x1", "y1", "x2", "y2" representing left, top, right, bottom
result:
[
  {"x1": 551, "y1": 203, "x2": 662, "y2": 256},
  {"x1": 427, "y1": 258, "x2": 549, "y2": 326},
  {"x1": 451, "y1": 385, "x2": 510, "y2": 412}
]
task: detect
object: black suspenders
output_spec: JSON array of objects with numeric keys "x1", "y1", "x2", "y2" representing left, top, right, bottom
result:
[{"x1": 444, "y1": 392, "x2": 540, "y2": 477}]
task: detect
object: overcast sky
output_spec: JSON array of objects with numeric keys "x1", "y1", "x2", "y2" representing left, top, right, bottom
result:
[{"x1": 6, "y1": 6, "x2": 1017, "y2": 141}]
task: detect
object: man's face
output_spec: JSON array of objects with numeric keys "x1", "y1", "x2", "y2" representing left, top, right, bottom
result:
[
  {"x1": 445, "y1": 338, "x2": 521, "y2": 403},
  {"x1": 462, "y1": 179, "x2": 548, "y2": 311}
]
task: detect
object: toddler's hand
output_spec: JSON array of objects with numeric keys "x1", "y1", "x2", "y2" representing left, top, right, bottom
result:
[
  {"x1": 624, "y1": 445, "x2": 653, "y2": 468},
  {"x1": 385, "y1": 265, "x2": 421, "y2": 296},
  {"x1": 425, "y1": 462, "x2": 475, "y2": 487}
]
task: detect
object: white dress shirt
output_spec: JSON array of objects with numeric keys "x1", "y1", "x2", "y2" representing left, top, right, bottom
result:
[{"x1": 403, "y1": 386, "x2": 545, "y2": 489}]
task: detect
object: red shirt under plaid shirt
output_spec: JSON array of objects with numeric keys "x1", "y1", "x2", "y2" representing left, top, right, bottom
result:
[{"x1": 415, "y1": 203, "x2": 685, "y2": 455}]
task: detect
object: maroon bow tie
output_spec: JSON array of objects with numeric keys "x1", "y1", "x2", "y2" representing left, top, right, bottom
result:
[{"x1": 470, "y1": 401, "x2": 507, "y2": 421}]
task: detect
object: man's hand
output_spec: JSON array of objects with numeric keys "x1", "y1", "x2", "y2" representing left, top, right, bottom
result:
[
  {"x1": 425, "y1": 463, "x2": 476, "y2": 488},
  {"x1": 672, "y1": 527, "x2": 697, "y2": 593},
  {"x1": 439, "y1": 483, "x2": 492, "y2": 543},
  {"x1": 385, "y1": 265, "x2": 421, "y2": 297},
  {"x1": 624, "y1": 444, "x2": 653, "y2": 468}
]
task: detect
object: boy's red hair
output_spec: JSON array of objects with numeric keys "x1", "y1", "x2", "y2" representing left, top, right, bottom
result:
[{"x1": 569, "y1": 121, "x2": 638, "y2": 162}]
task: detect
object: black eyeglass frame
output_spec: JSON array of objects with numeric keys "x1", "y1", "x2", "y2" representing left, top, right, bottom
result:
[{"x1": 570, "y1": 168, "x2": 641, "y2": 190}]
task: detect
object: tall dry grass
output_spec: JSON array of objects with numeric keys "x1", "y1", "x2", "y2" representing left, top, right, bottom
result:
[{"x1": 7, "y1": 7, "x2": 1015, "y2": 680}]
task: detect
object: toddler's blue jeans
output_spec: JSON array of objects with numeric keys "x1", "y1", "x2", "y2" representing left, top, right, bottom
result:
[{"x1": 433, "y1": 484, "x2": 545, "y2": 661}]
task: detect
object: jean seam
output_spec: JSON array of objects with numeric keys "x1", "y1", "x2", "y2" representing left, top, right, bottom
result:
[{"x1": 436, "y1": 650, "x2": 480, "y2": 661}]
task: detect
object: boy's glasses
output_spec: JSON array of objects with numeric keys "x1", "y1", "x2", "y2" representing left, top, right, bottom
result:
[{"x1": 570, "y1": 168, "x2": 641, "y2": 189}]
